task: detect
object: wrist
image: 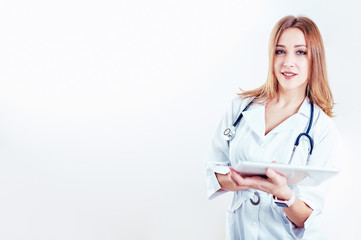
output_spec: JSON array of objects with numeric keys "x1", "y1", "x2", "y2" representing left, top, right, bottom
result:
[
  {"x1": 275, "y1": 186, "x2": 293, "y2": 200},
  {"x1": 273, "y1": 190, "x2": 296, "y2": 208}
]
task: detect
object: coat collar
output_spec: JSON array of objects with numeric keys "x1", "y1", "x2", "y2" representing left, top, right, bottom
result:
[
  {"x1": 241, "y1": 97, "x2": 311, "y2": 139},
  {"x1": 297, "y1": 97, "x2": 312, "y2": 119}
]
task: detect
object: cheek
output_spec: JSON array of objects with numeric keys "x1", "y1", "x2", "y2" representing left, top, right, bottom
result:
[
  {"x1": 300, "y1": 59, "x2": 309, "y2": 74},
  {"x1": 273, "y1": 59, "x2": 282, "y2": 72}
]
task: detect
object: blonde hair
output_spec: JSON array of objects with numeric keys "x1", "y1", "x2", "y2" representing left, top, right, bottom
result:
[{"x1": 239, "y1": 15, "x2": 335, "y2": 117}]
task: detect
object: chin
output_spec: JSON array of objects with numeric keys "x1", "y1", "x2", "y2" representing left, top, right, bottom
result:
[
  {"x1": 279, "y1": 84, "x2": 307, "y2": 93},
  {"x1": 278, "y1": 78, "x2": 307, "y2": 91}
]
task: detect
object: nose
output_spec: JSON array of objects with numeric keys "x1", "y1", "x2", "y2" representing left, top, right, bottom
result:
[
  {"x1": 283, "y1": 54, "x2": 295, "y2": 68},
  {"x1": 283, "y1": 62, "x2": 294, "y2": 68}
]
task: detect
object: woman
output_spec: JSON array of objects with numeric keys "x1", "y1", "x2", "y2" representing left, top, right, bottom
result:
[{"x1": 206, "y1": 16, "x2": 338, "y2": 239}]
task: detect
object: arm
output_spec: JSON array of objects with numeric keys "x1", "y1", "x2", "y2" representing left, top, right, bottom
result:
[
  {"x1": 205, "y1": 97, "x2": 248, "y2": 199},
  {"x1": 282, "y1": 197, "x2": 312, "y2": 228},
  {"x1": 225, "y1": 167, "x2": 312, "y2": 228}
]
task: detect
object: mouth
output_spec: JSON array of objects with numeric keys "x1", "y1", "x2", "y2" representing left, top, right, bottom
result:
[{"x1": 282, "y1": 71, "x2": 297, "y2": 78}]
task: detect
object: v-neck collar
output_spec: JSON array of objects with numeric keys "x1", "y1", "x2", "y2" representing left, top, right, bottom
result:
[{"x1": 242, "y1": 97, "x2": 311, "y2": 139}]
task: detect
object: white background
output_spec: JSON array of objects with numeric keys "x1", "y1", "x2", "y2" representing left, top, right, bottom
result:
[{"x1": 0, "y1": 0, "x2": 360, "y2": 239}]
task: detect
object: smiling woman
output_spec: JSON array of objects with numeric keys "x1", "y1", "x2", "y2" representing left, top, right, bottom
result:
[
  {"x1": 239, "y1": 16, "x2": 334, "y2": 117},
  {"x1": 274, "y1": 28, "x2": 309, "y2": 93},
  {"x1": 206, "y1": 15, "x2": 338, "y2": 240}
]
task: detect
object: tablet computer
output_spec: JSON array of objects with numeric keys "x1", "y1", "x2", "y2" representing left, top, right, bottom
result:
[{"x1": 234, "y1": 161, "x2": 339, "y2": 186}]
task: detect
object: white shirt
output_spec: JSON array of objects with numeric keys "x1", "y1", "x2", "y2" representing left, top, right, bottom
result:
[{"x1": 206, "y1": 97, "x2": 338, "y2": 240}]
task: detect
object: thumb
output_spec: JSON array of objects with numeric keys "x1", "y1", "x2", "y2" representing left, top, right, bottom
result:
[{"x1": 266, "y1": 168, "x2": 281, "y2": 183}]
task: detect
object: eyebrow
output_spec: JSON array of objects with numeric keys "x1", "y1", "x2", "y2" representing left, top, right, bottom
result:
[{"x1": 276, "y1": 44, "x2": 307, "y2": 48}]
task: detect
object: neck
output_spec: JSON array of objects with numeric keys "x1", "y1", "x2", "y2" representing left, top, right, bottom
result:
[{"x1": 273, "y1": 86, "x2": 306, "y2": 109}]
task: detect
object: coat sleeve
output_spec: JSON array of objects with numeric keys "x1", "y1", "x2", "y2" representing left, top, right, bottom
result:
[
  {"x1": 287, "y1": 112, "x2": 339, "y2": 239},
  {"x1": 205, "y1": 97, "x2": 244, "y2": 200}
]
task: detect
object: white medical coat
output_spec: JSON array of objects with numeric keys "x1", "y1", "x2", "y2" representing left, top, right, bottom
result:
[{"x1": 206, "y1": 97, "x2": 338, "y2": 240}]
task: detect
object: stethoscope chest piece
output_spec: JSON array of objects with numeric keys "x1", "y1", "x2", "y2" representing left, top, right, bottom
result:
[
  {"x1": 223, "y1": 100, "x2": 254, "y2": 142},
  {"x1": 250, "y1": 192, "x2": 260, "y2": 205},
  {"x1": 224, "y1": 126, "x2": 236, "y2": 141}
]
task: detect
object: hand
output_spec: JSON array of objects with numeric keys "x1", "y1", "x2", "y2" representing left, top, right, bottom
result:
[{"x1": 229, "y1": 167, "x2": 293, "y2": 200}]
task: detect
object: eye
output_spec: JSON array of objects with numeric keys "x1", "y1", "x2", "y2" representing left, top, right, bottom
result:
[
  {"x1": 275, "y1": 50, "x2": 285, "y2": 54},
  {"x1": 296, "y1": 50, "x2": 307, "y2": 55}
]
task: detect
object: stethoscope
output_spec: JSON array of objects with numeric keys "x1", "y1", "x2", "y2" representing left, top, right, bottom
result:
[{"x1": 223, "y1": 99, "x2": 314, "y2": 205}]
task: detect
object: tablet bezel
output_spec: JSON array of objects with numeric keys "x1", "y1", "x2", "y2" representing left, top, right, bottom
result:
[{"x1": 233, "y1": 161, "x2": 339, "y2": 186}]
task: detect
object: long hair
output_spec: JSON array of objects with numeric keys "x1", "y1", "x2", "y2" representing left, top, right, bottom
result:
[{"x1": 239, "y1": 15, "x2": 335, "y2": 117}]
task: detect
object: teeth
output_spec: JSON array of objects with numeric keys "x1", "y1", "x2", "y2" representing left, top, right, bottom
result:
[{"x1": 283, "y1": 73, "x2": 295, "y2": 76}]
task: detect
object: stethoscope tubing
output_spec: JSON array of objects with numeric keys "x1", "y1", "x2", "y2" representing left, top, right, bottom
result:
[{"x1": 224, "y1": 99, "x2": 314, "y2": 164}]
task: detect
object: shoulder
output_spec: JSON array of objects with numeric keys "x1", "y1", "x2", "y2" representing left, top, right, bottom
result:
[
  {"x1": 312, "y1": 104, "x2": 338, "y2": 142},
  {"x1": 219, "y1": 96, "x2": 254, "y2": 126},
  {"x1": 229, "y1": 96, "x2": 254, "y2": 114}
]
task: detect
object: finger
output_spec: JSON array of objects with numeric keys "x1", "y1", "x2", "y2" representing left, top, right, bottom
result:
[
  {"x1": 229, "y1": 167, "x2": 241, "y2": 177},
  {"x1": 265, "y1": 168, "x2": 276, "y2": 181},
  {"x1": 266, "y1": 168, "x2": 285, "y2": 185},
  {"x1": 229, "y1": 167, "x2": 269, "y2": 189},
  {"x1": 228, "y1": 168, "x2": 244, "y2": 187},
  {"x1": 247, "y1": 176, "x2": 274, "y2": 193},
  {"x1": 229, "y1": 168, "x2": 248, "y2": 187},
  {"x1": 229, "y1": 167, "x2": 237, "y2": 173},
  {"x1": 228, "y1": 171, "x2": 239, "y2": 188}
]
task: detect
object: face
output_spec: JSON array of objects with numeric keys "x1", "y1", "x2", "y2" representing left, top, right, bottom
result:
[{"x1": 273, "y1": 28, "x2": 309, "y2": 94}]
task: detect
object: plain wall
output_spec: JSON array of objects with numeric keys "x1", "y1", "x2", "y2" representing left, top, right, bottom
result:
[{"x1": 0, "y1": 0, "x2": 360, "y2": 239}]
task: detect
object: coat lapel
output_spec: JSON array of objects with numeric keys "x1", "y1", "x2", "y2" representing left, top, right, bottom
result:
[
  {"x1": 242, "y1": 98, "x2": 311, "y2": 138},
  {"x1": 242, "y1": 103, "x2": 266, "y2": 139}
]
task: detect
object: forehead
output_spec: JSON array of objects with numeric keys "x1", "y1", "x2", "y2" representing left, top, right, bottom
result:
[{"x1": 277, "y1": 28, "x2": 306, "y2": 46}]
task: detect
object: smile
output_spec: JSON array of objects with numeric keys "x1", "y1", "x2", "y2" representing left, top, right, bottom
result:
[
  {"x1": 282, "y1": 72, "x2": 297, "y2": 76},
  {"x1": 281, "y1": 71, "x2": 298, "y2": 80}
]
